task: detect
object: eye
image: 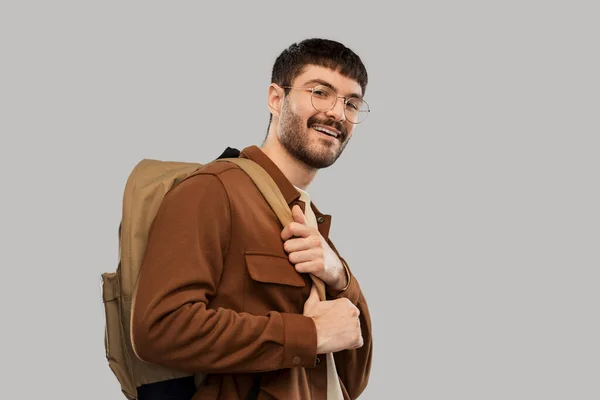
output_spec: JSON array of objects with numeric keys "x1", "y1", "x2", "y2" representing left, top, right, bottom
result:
[{"x1": 346, "y1": 99, "x2": 361, "y2": 111}]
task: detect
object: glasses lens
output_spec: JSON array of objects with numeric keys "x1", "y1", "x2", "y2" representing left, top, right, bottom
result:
[
  {"x1": 345, "y1": 97, "x2": 370, "y2": 124},
  {"x1": 310, "y1": 85, "x2": 337, "y2": 113},
  {"x1": 310, "y1": 84, "x2": 370, "y2": 124}
]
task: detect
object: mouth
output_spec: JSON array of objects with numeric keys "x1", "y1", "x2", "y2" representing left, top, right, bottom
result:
[{"x1": 311, "y1": 124, "x2": 342, "y2": 140}]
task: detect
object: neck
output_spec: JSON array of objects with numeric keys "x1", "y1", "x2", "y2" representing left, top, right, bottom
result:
[{"x1": 260, "y1": 132, "x2": 317, "y2": 191}]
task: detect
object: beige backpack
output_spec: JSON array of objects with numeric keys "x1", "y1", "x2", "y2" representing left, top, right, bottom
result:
[{"x1": 101, "y1": 155, "x2": 327, "y2": 399}]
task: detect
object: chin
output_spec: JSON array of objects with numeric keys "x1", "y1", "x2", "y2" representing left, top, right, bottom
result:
[{"x1": 304, "y1": 148, "x2": 341, "y2": 169}]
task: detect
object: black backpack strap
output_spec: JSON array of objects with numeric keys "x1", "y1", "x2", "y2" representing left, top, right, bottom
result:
[
  {"x1": 216, "y1": 146, "x2": 241, "y2": 159},
  {"x1": 137, "y1": 376, "x2": 196, "y2": 400},
  {"x1": 136, "y1": 373, "x2": 261, "y2": 400},
  {"x1": 245, "y1": 374, "x2": 262, "y2": 400}
]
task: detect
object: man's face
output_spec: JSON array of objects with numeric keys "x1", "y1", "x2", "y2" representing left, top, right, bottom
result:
[{"x1": 276, "y1": 65, "x2": 363, "y2": 169}]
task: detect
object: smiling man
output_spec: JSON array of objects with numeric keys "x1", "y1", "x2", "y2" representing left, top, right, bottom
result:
[{"x1": 131, "y1": 38, "x2": 373, "y2": 400}]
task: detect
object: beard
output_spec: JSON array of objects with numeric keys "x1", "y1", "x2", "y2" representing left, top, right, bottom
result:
[{"x1": 277, "y1": 101, "x2": 350, "y2": 169}]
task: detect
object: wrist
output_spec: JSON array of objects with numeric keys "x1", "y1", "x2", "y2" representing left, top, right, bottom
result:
[
  {"x1": 332, "y1": 275, "x2": 347, "y2": 291},
  {"x1": 328, "y1": 260, "x2": 349, "y2": 292}
]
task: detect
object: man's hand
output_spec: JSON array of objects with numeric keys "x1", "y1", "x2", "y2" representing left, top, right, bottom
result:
[
  {"x1": 303, "y1": 285, "x2": 363, "y2": 354},
  {"x1": 281, "y1": 205, "x2": 348, "y2": 291}
]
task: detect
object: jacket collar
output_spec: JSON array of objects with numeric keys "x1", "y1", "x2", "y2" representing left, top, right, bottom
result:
[
  {"x1": 239, "y1": 145, "x2": 301, "y2": 205},
  {"x1": 237, "y1": 145, "x2": 333, "y2": 239}
]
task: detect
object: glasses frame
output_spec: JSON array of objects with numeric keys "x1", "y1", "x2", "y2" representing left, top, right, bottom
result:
[{"x1": 281, "y1": 84, "x2": 370, "y2": 124}]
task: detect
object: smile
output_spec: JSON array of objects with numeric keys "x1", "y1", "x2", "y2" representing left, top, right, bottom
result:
[{"x1": 311, "y1": 125, "x2": 340, "y2": 139}]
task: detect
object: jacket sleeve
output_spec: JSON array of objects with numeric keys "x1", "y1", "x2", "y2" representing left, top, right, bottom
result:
[
  {"x1": 326, "y1": 240, "x2": 373, "y2": 399},
  {"x1": 131, "y1": 172, "x2": 318, "y2": 374}
]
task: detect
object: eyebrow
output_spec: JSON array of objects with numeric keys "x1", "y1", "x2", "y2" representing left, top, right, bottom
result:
[{"x1": 302, "y1": 78, "x2": 363, "y2": 99}]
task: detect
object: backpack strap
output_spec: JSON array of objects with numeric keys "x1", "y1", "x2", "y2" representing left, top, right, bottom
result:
[
  {"x1": 215, "y1": 157, "x2": 327, "y2": 301},
  {"x1": 216, "y1": 146, "x2": 241, "y2": 159}
]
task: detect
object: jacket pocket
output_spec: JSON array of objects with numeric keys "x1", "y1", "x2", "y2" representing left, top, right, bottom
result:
[
  {"x1": 244, "y1": 252, "x2": 308, "y2": 315},
  {"x1": 245, "y1": 252, "x2": 306, "y2": 287}
]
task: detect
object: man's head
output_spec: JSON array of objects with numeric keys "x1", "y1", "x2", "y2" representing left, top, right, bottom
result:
[{"x1": 265, "y1": 38, "x2": 369, "y2": 169}]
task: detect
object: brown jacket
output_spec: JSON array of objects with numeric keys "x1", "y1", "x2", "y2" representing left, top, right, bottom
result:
[{"x1": 131, "y1": 145, "x2": 373, "y2": 399}]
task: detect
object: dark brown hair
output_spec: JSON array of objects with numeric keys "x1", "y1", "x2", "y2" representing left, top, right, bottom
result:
[{"x1": 266, "y1": 38, "x2": 368, "y2": 131}]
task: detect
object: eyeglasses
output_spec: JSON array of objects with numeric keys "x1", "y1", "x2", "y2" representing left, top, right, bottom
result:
[{"x1": 281, "y1": 84, "x2": 370, "y2": 124}]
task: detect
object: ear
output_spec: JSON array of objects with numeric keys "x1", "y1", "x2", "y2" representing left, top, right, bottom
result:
[{"x1": 267, "y1": 83, "x2": 285, "y2": 119}]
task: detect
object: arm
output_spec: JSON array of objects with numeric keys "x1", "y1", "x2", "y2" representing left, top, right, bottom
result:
[{"x1": 131, "y1": 173, "x2": 318, "y2": 374}]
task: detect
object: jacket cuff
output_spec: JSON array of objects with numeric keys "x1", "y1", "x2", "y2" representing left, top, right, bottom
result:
[{"x1": 280, "y1": 313, "x2": 318, "y2": 368}]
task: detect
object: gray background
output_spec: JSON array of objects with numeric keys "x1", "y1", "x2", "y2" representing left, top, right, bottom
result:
[{"x1": 1, "y1": 1, "x2": 598, "y2": 399}]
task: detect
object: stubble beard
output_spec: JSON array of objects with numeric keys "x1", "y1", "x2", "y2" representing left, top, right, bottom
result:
[{"x1": 277, "y1": 102, "x2": 350, "y2": 169}]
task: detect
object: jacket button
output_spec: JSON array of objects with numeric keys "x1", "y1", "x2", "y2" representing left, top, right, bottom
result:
[
  {"x1": 317, "y1": 216, "x2": 325, "y2": 223},
  {"x1": 293, "y1": 356, "x2": 301, "y2": 365}
]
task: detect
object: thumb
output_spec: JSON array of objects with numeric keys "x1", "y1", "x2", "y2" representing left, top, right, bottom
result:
[
  {"x1": 303, "y1": 284, "x2": 320, "y2": 314},
  {"x1": 292, "y1": 204, "x2": 307, "y2": 225}
]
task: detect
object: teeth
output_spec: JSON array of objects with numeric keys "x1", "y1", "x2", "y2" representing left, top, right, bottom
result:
[{"x1": 312, "y1": 126, "x2": 338, "y2": 138}]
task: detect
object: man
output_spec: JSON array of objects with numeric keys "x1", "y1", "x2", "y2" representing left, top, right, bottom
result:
[{"x1": 131, "y1": 38, "x2": 373, "y2": 400}]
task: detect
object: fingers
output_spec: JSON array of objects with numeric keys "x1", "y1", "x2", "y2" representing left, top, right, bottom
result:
[
  {"x1": 350, "y1": 302, "x2": 360, "y2": 318},
  {"x1": 280, "y1": 222, "x2": 312, "y2": 241},
  {"x1": 308, "y1": 283, "x2": 319, "y2": 301},
  {"x1": 283, "y1": 237, "x2": 312, "y2": 253},
  {"x1": 292, "y1": 204, "x2": 307, "y2": 225},
  {"x1": 303, "y1": 284, "x2": 321, "y2": 314},
  {"x1": 293, "y1": 260, "x2": 324, "y2": 275},
  {"x1": 288, "y1": 248, "x2": 321, "y2": 265},
  {"x1": 355, "y1": 318, "x2": 364, "y2": 349},
  {"x1": 281, "y1": 205, "x2": 313, "y2": 240}
]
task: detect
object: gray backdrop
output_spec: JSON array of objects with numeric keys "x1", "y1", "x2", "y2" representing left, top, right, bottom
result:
[{"x1": 1, "y1": 1, "x2": 598, "y2": 399}]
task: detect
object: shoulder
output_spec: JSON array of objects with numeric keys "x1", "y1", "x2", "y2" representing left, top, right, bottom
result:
[
  {"x1": 167, "y1": 160, "x2": 255, "y2": 200},
  {"x1": 189, "y1": 160, "x2": 258, "y2": 189}
]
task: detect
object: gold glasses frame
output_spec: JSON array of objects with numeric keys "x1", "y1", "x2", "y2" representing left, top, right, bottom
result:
[{"x1": 281, "y1": 84, "x2": 370, "y2": 124}]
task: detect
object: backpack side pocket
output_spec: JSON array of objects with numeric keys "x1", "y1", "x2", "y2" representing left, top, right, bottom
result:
[{"x1": 102, "y1": 272, "x2": 137, "y2": 399}]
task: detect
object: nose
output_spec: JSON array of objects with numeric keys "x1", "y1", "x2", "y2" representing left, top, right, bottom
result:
[{"x1": 325, "y1": 97, "x2": 346, "y2": 122}]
